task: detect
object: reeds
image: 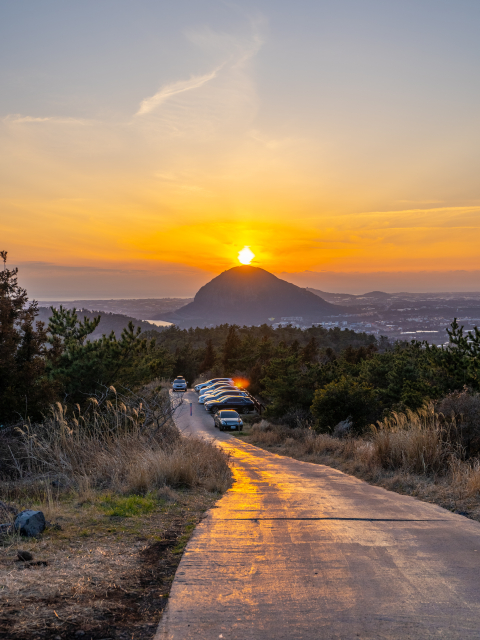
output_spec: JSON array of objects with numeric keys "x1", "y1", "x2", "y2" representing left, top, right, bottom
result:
[
  {"x1": 248, "y1": 402, "x2": 480, "y2": 503},
  {"x1": 371, "y1": 404, "x2": 459, "y2": 475},
  {"x1": 1, "y1": 383, "x2": 231, "y2": 500}
]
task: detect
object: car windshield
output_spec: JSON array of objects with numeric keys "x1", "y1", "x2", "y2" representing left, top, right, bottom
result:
[{"x1": 218, "y1": 411, "x2": 239, "y2": 418}]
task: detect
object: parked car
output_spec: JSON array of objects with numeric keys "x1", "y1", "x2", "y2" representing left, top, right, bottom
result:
[
  {"x1": 195, "y1": 378, "x2": 233, "y2": 392},
  {"x1": 198, "y1": 385, "x2": 238, "y2": 403},
  {"x1": 199, "y1": 380, "x2": 234, "y2": 393},
  {"x1": 205, "y1": 396, "x2": 255, "y2": 414},
  {"x1": 198, "y1": 383, "x2": 237, "y2": 402},
  {"x1": 214, "y1": 410, "x2": 243, "y2": 431},
  {"x1": 201, "y1": 389, "x2": 247, "y2": 404},
  {"x1": 172, "y1": 376, "x2": 187, "y2": 392}
]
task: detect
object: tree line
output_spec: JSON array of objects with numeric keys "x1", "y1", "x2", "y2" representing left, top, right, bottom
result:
[{"x1": 2, "y1": 251, "x2": 479, "y2": 433}]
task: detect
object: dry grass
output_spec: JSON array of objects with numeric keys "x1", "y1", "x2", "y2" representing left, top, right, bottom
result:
[
  {"x1": 0, "y1": 382, "x2": 232, "y2": 639},
  {"x1": 0, "y1": 488, "x2": 218, "y2": 640},
  {"x1": 240, "y1": 410, "x2": 480, "y2": 521},
  {"x1": 1, "y1": 382, "x2": 231, "y2": 500},
  {"x1": 370, "y1": 404, "x2": 459, "y2": 475}
]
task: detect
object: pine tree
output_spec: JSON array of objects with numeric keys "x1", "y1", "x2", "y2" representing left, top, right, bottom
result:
[
  {"x1": 48, "y1": 305, "x2": 101, "y2": 346},
  {"x1": 257, "y1": 335, "x2": 274, "y2": 364},
  {"x1": 47, "y1": 307, "x2": 151, "y2": 402},
  {"x1": 425, "y1": 318, "x2": 480, "y2": 391},
  {"x1": 302, "y1": 336, "x2": 318, "y2": 363},
  {"x1": 0, "y1": 251, "x2": 56, "y2": 421},
  {"x1": 290, "y1": 339, "x2": 300, "y2": 355},
  {"x1": 199, "y1": 338, "x2": 216, "y2": 373},
  {"x1": 222, "y1": 326, "x2": 241, "y2": 373}
]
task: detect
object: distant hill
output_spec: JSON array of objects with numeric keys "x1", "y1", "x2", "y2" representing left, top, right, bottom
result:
[
  {"x1": 156, "y1": 266, "x2": 345, "y2": 327},
  {"x1": 37, "y1": 298, "x2": 192, "y2": 320},
  {"x1": 36, "y1": 307, "x2": 159, "y2": 340},
  {"x1": 306, "y1": 288, "x2": 391, "y2": 305}
]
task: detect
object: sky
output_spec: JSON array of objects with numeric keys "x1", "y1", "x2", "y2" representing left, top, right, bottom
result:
[{"x1": 1, "y1": 0, "x2": 480, "y2": 298}]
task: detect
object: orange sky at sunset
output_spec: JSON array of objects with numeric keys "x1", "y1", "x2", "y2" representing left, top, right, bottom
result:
[{"x1": 1, "y1": 2, "x2": 480, "y2": 298}]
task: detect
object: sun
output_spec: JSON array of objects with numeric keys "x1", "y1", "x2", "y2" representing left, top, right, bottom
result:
[{"x1": 238, "y1": 246, "x2": 255, "y2": 265}]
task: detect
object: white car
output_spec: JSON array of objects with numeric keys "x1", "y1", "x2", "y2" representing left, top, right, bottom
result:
[
  {"x1": 202, "y1": 389, "x2": 248, "y2": 405},
  {"x1": 195, "y1": 378, "x2": 233, "y2": 392},
  {"x1": 198, "y1": 382, "x2": 235, "y2": 397},
  {"x1": 198, "y1": 384, "x2": 238, "y2": 404},
  {"x1": 172, "y1": 377, "x2": 187, "y2": 392}
]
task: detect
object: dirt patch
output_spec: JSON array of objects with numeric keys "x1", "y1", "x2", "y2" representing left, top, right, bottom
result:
[{"x1": 0, "y1": 490, "x2": 217, "y2": 640}]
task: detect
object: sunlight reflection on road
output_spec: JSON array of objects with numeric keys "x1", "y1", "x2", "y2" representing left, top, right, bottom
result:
[{"x1": 157, "y1": 390, "x2": 480, "y2": 639}]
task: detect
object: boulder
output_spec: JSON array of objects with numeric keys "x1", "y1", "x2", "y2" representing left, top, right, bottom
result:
[
  {"x1": 333, "y1": 417, "x2": 353, "y2": 438},
  {"x1": 14, "y1": 510, "x2": 46, "y2": 537}
]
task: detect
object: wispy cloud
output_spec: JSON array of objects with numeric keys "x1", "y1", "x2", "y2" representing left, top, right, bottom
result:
[
  {"x1": 135, "y1": 66, "x2": 223, "y2": 116},
  {"x1": 4, "y1": 115, "x2": 87, "y2": 125},
  {"x1": 135, "y1": 16, "x2": 264, "y2": 124}
]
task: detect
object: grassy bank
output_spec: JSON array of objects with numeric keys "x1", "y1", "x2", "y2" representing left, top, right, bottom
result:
[
  {"x1": 0, "y1": 383, "x2": 231, "y2": 640},
  {"x1": 237, "y1": 404, "x2": 480, "y2": 522}
]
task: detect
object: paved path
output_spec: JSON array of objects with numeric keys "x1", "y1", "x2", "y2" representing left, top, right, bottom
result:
[{"x1": 156, "y1": 390, "x2": 480, "y2": 639}]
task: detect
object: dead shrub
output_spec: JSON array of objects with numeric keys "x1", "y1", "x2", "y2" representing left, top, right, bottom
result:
[
  {"x1": 437, "y1": 389, "x2": 480, "y2": 458},
  {"x1": 229, "y1": 398, "x2": 480, "y2": 524},
  {"x1": 247, "y1": 402, "x2": 480, "y2": 510},
  {"x1": 277, "y1": 408, "x2": 314, "y2": 429},
  {"x1": 372, "y1": 404, "x2": 460, "y2": 475},
  {"x1": 466, "y1": 461, "x2": 480, "y2": 496}
]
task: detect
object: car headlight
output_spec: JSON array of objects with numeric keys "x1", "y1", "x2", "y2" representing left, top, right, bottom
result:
[{"x1": 220, "y1": 420, "x2": 226, "y2": 425}]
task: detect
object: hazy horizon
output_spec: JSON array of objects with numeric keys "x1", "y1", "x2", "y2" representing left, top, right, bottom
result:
[{"x1": 17, "y1": 260, "x2": 480, "y2": 300}]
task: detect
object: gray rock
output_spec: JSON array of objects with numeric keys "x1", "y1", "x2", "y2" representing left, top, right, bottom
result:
[
  {"x1": 333, "y1": 417, "x2": 353, "y2": 438},
  {"x1": 14, "y1": 510, "x2": 46, "y2": 537}
]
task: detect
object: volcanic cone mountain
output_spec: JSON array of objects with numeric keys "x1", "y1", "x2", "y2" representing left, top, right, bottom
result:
[{"x1": 155, "y1": 266, "x2": 344, "y2": 327}]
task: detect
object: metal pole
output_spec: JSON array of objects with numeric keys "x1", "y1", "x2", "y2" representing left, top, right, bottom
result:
[{"x1": 190, "y1": 403, "x2": 192, "y2": 416}]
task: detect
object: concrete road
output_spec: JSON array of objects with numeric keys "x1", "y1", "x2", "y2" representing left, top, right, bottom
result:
[{"x1": 156, "y1": 390, "x2": 480, "y2": 639}]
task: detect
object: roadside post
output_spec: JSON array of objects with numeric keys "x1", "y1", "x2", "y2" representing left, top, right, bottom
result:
[{"x1": 190, "y1": 403, "x2": 192, "y2": 416}]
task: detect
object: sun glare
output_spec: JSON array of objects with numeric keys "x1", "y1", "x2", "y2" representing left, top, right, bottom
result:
[
  {"x1": 233, "y1": 377, "x2": 250, "y2": 389},
  {"x1": 238, "y1": 246, "x2": 255, "y2": 265}
]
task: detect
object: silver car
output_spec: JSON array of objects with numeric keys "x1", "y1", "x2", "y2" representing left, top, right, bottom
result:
[{"x1": 172, "y1": 377, "x2": 187, "y2": 392}]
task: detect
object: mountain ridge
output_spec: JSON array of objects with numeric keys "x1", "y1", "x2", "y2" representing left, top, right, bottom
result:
[{"x1": 155, "y1": 266, "x2": 345, "y2": 327}]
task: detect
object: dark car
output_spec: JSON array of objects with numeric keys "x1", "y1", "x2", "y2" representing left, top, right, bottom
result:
[
  {"x1": 205, "y1": 396, "x2": 255, "y2": 414},
  {"x1": 214, "y1": 410, "x2": 243, "y2": 431}
]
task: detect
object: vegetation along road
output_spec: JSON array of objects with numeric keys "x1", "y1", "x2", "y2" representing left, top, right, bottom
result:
[{"x1": 156, "y1": 390, "x2": 480, "y2": 640}]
